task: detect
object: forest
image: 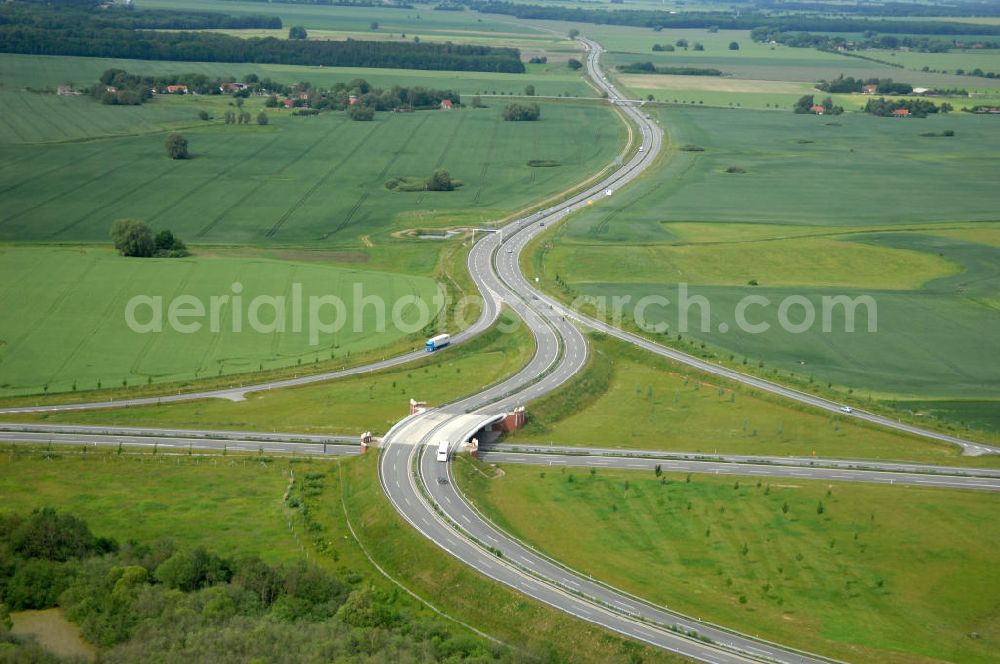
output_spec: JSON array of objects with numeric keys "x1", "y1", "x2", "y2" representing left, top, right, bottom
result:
[
  {"x1": 0, "y1": 507, "x2": 520, "y2": 662},
  {"x1": 464, "y1": 1, "x2": 1000, "y2": 35},
  {"x1": 0, "y1": 3, "x2": 525, "y2": 73}
]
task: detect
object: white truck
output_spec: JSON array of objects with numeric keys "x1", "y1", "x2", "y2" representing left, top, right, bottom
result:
[
  {"x1": 425, "y1": 333, "x2": 450, "y2": 352},
  {"x1": 436, "y1": 440, "x2": 450, "y2": 462}
]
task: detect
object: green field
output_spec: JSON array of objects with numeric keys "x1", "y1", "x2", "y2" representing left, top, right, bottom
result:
[
  {"x1": 6, "y1": 309, "x2": 535, "y2": 435},
  {"x1": 457, "y1": 460, "x2": 1000, "y2": 662},
  {"x1": 0, "y1": 245, "x2": 448, "y2": 397},
  {"x1": 0, "y1": 92, "x2": 619, "y2": 244},
  {"x1": 509, "y1": 335, "x2": 1000, "y2": 464},
  {"x1": 530, "y1": 106, "x2": 1000, "y2": 408}
]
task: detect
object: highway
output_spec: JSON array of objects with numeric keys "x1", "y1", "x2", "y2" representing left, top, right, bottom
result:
[
  {"x1": 376, "y1": 39, "x2": 838, "y2": 663},
  {"x1": 2, "y1": 34, "x2": 996, "y2": 663},
  {"x1": 476, "y1": 450, "x2": 1000, "y2": 493}
]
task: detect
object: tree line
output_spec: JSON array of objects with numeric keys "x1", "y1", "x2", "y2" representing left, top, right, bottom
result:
[
  {"x1": 618, "y1": 62, "x2": 724, "y2": 77},
  {"x1": 461, "y1": 1, "x2": 1000, "y2": 36},
  {"x1": 0, "y1": 4, "x2": 525, "y2": 73},
  {"x1": 0, "y1": 507, "x2": 518, "y2": 662},
  {"x1": 816, "y1": 76, "x2": 915, "y2": 95},
  {"x1": 751, "y1": 27, "x2": 1000, "y2": 53},
  {"x1": 267, "y1": 77, "x2": 460, "y2": 113},
  {"x1": 864, "y1": 97, "x2": 953, "y2": 117},
  {"x1": 0, "y1": 2, "x2": 281, "y2": 31}
]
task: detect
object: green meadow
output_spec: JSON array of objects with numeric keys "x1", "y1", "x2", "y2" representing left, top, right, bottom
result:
[
  {"x1": 509, "y1": 335, "x2": 1000, "y2": 465},
  {"x1": 0, "y1": 245, "x2": 445, "y2": 396},
  {"x1": 457, "y1": 460, "x2": 1000, "y2": 663},
  {"x1": 0, "y1": 447, "x2": 678, "y2": 663},
  {"x1": 6, "y1": 309, "x2": 534, "y2": 435},
  {"x1": 0, "y1": 447, "x2": 312, "y2": 563},
  {"x1": 530, "y1": 106, "x2": 1000, "y2": 414}
]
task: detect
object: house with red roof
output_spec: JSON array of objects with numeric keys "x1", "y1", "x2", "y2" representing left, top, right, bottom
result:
[
  {"x1": 892, "y1": 108, "x2": 911, "y2": 117},
  {"x1": 440, "y1": 99, "x2": 453, "y2": 110},
  {"x1": 809, "y1": 104, "x2": 825, "y2": 115}
]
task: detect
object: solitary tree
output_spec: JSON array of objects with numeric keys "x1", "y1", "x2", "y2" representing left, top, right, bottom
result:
[
  {"x1": 524, "y1": 84, "x2": 536, "y2": 96},
  {"x1": 111, "y1": 219, "x2": 154, "y2": 257},
  {"x1": 729, "y1": 41, "x2": 740, "y2": 50},
  {"x1": 165, "y1": 133, "x2": 188, "y2": 159},
  {"x1": 256, "y1": 111, "x2": 269, "y2": 125},
  {"x1": 568, "y1": 28, "x2": 580, "y2": 39},
  {"x1": 567, "y1": 58, "x2": 582, "y2": 70},
  {"x1": 693, "y1": 42, "x2": 705, "y2": 51},
  {"x1": 370, "y1": 21, "x2": 379, "y2": 30},
  {"x1": 289, "y1": 25, "x2": 307, "y2": 40},
  {"x1": 197, "y1": 110, "x2": 210, "y2": 121}
]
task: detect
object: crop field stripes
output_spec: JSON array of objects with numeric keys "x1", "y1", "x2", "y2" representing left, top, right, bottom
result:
[
  {"x1": 128, "y1": 264, "x2": 197, "y2": 378},
  {"x1": 51, "y1": 138, "x2": 228, "y2": 239},
  {"x1": 0, "y1": 103, "x2": 28, "y2": 143},
  {"x1": 329, "y1": 114, "x2": 433, "y2": 239},
  {"x1": 192, "y1": 263, "x2": 254, "y2": 378},
  {"x1": 265, "y1": 117, "x2": 384, "y2": 240},
  {"x1": 473, "y1": 120, "x2": 501, "y2": 205},
  {"x1": 0, "y1": 144, "x2": 108, "y2": 207},
  {"x1": 416, "y1": 111, "x2": 469, "y2": 207},
  {"x1": 0, "y1": 152, "x2": 148, "y2": 228},
  {"x1": 40, "y1": 274, "x2": 136, "y2": 389},
  {"x1": 146, "y1": 132, "x2": 284, "y2": 226},
  {"x1": 19, "y1": 93, "x2": 90, "y2": 141},
  {"x1": 4, "y1": 94, "x2": 56, "y2": 143},
  {"x1": 0, "y1": 257, "x2": 99, "y2": 367},
  {"x1": 202, "y1": 117, "x2": 345, "y2": 240}
]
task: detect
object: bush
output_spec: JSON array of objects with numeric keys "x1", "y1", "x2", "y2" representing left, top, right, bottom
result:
[
  {"x1": 197, "y1": 110, "x2": 210, "y2": 121},
  {"x1": 348, "y1": 104, "x2": 375, "y2": 121},
  {"x1": 502, "y1": 102, "x2": 540, "y2": 121},
  {"x1": 256, "y1": 111, "x2": 269, "y2": 125}
]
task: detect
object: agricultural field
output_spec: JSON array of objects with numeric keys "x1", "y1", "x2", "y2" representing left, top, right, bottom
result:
[
  {"x1": 0, "y1": 90, "x2": 619, "y2": 244},
  {"x1": 0, "y1": 245, "x2": 445, "y2": 397},
  {"x1": 5, "y1": 310, "x2": 535, "y2": 435},
  {"x1": 567, "y1": 25, "x2": 1000, "y2": 109},
  {"x1": 457, "y1": 460, "x2": 1000, "y2": 663},
  {"x1": 529, "y1": 106, "x2": 1000, "y2": 417},
  {"x1": 509, "y1": 335, "x2": 1000, "y2": 465}
]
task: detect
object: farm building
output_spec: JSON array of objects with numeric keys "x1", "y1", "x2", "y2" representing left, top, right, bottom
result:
[
  {"x1": 862, "y1": 84, "x2": 878, "y2": 95},
  {"x1": 166, "y1": 85, "x2": 188, "y2": 94},
  {"x1": 441, "y1": 99, "x2": 454, "y2": 110},
  {"x1": 809, "y1": 104, "x2": 825, "y2": 114},
  {"x1": 892, "y1": 108, "x2": 911, "y2": 117}
]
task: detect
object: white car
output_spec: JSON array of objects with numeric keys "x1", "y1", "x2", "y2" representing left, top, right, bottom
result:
[
  {"x1": 605, "y1": 189, "x2": 613, "y2": 197},
  {"x1": 840, "y1": 406, "x2": 853, "y2": 414},
  {"x1": 638, "y1": 146, "x2": 644, "y2": 152}
]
